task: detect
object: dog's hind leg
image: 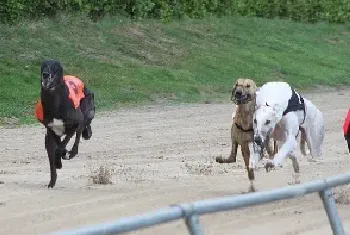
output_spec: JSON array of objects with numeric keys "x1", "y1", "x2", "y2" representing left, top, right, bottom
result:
[
  {"x1": 304, "y1": 128, "x2": 314, "y2": 161},
  {"x1": 81, "y1": 87, "x2": 95, "y2": 140},
  {"x1": 305, "y1": 127, "x2": 323, "y2": 162},
  {"x1": 288, "y1": 150, "x2": 300, "y2": 185},
  {"x1": 56, "y1": 133, "x2": 74, "y2": 160},
  {"x1": 304, "y1": 102, "x2": 325, "y2": 161},
  {"x1": 299, "y1": 128, "x2": 307, "y2": 156},
  {"x1": 313, "y1": 111, "x2": 325, "y2": 159}
]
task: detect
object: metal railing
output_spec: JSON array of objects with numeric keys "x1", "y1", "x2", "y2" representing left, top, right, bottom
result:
[{"x1": 50, "y1": 172, "x2": 350, "y2": 235}]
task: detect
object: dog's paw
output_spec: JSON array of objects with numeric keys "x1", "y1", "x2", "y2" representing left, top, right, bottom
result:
[
  {"x1": 249, "y1": 185, "x2": 256, "y2": 193},
  {"x1": 55, "y1": 159, "x2": 62, "y2": 169},
  {"x1": 215, "y1": 156, "x2": 224, "y2": 163},
  {"x1": 82, "y1": 125, "x2": 92, "y2": 140},
  {"x1": 215, "y1": 155, "x2": 236, "y2": 164},
  {"x1": 68, "y1": 149, "x2": 78, "y2": 160},
  {"x1": 288, "y1": 173, "x2": 301, "y2": 185},
  {"x1": 47, "y1": 181, "x2": 56, "y2": 188},
  {"x1": 265, "y1": 160, "x2": 275, "y2": 172},
  {"x1": 306, "y1": 157, "x2": 317, "y2": 163},
  {"x1": 56, "y1": 148, "x2": 69, "y2": 160}
]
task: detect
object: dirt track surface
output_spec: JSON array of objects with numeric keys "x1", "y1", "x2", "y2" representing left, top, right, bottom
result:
[{"x1": 0, "y1": 89, "x2": 350, "y2": 235}]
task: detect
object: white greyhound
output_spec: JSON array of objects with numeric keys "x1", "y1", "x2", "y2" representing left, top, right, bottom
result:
[{"x1": 251, "y1": 81, "x2": 324, "y2": 182}]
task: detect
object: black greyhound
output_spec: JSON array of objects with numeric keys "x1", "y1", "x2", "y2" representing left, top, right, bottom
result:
[{"x1": 38, "y1": 60, "x2": 95, "y2": 188}]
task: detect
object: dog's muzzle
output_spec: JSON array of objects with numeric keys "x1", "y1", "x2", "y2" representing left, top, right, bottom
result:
[
  {"x1": 42, "y1": 82, "x2": 53, "y2": 91},
  {"x1": 41, "y1": 72, "x2": 61, "y2": 91},
  {"x1": 253, "y1": 134, "x2": 269, "y2": 158},
  {"x1": 42, "y1": 83, "x2": 57, "y2": 91},
  {"x1": 254, "y1": 135, "x2": 263, "y2": 146},
  {"x1": 232, "y1": 90, "x2": 251, "y2": 104},
  {"x1": 254, "y1": 135, "x2": 263, "y2": 154}
]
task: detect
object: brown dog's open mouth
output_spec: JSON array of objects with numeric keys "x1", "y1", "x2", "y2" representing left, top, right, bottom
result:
[{"x1": 231, "y1": 90, "x2": 252, "y2": 104}]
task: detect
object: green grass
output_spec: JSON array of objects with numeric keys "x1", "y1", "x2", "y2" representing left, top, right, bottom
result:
[{"x1": 1, "y1": 15, "x2": 350, "y2": 124}]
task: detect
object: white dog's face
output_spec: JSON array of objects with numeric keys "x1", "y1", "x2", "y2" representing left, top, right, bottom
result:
[{"x1": 253, "y1": 104, "x2": 281, "y2": 155}]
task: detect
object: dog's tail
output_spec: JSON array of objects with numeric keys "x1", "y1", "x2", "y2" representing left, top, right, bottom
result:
[
  {"x1": 308, "y1": 101, "x2": 325, "y2": 158},
  {"x1": 300, "y1": 128, "x2": 307, "y2": 156},
  {"x1": 314, "y1": 109, "x2": 325, "y2": 158}
]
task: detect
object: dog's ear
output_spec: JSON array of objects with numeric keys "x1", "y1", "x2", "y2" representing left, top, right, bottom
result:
[
  {"x1": 248, "y1": 80, "x2": 257, "y2": 90},
  {"x1": 235, "y1": 78, "x2": 243, "y2": 86}
]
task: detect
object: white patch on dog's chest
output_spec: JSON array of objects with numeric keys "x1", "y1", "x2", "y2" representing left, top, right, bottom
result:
[{"x1": 48, "y1": 118, "x2": 65, "y2": 136}]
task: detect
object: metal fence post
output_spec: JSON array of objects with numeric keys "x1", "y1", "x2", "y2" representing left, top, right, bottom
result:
[
  {"x1": 319, "y1": 189, "x2": 345, "y2": 235},
  {"x1": 185, "y1": 215, "x2": 205, "y2": 235}
]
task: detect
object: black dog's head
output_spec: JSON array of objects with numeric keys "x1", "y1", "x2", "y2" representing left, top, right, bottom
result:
[{"x1": 41, "y1": 60, "x2": 64, "y2": 91}]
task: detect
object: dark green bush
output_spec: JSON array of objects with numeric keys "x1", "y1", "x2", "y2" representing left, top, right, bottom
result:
[{"x1": 1, "y1": 0, "x2": 350, "y2": 24}]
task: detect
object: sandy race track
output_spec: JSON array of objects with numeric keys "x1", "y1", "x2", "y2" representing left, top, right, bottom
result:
[{"x1": 0, "y1": 89, "x2": 350, "y2": 235}]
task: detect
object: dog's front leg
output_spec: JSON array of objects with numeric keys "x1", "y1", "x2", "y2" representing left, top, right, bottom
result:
[
  {"x1": 269, "y1": 135, "x2": 296, "y2": 167},
  {"x1": 249, "y1": 142, "x2": 260, "y2": 170},
  {"x1": 46, "y1": 130, "x2": 58, "y2": 188},
  {"x1": 68, "y1": 130, "x2": 82, "y2": 159},
  {"x1": 56, "y1": 133, "x2": 74, "y2": 160},
  {"x1": 68, "y1": 116, "x2": 85, "y2": 159},
  {"x1": 266, "y1": 114, "x2": 299, "y2": 171}
]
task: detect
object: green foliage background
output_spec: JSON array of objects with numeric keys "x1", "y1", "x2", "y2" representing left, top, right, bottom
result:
[
  {"x1": 2, "y1": 1, "x2": 350, "y2": 123},
  {"x1": 2, "y1": 0, "x2": 350, "y2": 24}
]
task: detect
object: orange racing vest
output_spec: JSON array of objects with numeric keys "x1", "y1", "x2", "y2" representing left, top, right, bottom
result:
[{"x1": 35, "y1": 75, "x2": 85, "y2": 122}]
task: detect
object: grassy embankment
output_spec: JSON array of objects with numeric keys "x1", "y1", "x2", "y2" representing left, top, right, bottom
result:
[{"x1": 1, "y1": 15, "x2": 350, "y2": 124}]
